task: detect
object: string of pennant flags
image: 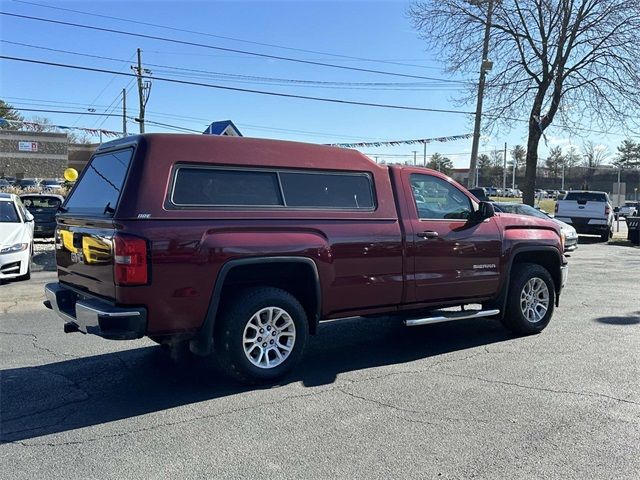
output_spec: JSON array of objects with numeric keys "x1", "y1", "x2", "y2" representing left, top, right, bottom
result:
[
  {"x1": 0, "y1": 117, "x2": 123, "y2": 138},
  {"x1": 328, "y1": 133, "x2": 473, "y2": 148}
]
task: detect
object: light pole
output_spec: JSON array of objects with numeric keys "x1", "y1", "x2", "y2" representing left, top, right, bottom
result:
[
  {"x1": 467, "y1": 0, "x2": 495, "y2": 188},
  {"x1": 502, "y1": 142, "x2": 507, "y2": 195}
]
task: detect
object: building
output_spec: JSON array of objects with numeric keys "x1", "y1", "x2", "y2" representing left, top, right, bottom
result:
[
  {"x1": 202, "y1": 120, "x2": 243, "y2": 137},
  {"x1": 450, "y1": 168, "x2": 470, "y2": 185},
  {"x1": 0, "y1": 130, "x2": 68, "y2": 179},
  {"x1": 68, "y1": 142, "x2": 99, "y2": 174}
]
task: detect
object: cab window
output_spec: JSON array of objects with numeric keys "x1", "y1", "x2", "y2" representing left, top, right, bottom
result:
[{"x1": 410, "y1": 174, "x2": 472, "y2": 220}]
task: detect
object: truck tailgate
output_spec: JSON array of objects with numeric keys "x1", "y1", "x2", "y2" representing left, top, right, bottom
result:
[{"x1": 56, "y1": 218, "x2": 116, "y2": 299}]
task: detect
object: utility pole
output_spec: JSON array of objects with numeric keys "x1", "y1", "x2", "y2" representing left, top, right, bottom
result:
[
  {"x1": 502, "y1": 141, "x2": 507, "y2": 195},
  {"x1": 413, "y1": 150, "x2": 417, "y2": 166},
  {"x1": 561, "y1": 162, "x2": 565, "y2": 190},
  {"x1": 133, "y1": 48, "x2": 152, "y2": 134},
  {"x1": 122, "y1": 88, "x2": 127, "y2": 136},
  {"x1": 467, "y1": 0, "x2": 495, "y2": 188}
]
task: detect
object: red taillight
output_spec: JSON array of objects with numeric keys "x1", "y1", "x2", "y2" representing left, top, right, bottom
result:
[{"x1": 114, "y1": 234, "x2": 148, "y2": 286}]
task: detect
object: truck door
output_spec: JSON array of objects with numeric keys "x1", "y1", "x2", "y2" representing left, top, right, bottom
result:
[{"x1": 400, "y1": 170, "x2": 502, "y2": 303}]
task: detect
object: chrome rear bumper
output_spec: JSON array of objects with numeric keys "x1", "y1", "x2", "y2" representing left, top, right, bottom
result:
[{"x1": 44, "y1": 283, "x2": 147, "y2": 340}]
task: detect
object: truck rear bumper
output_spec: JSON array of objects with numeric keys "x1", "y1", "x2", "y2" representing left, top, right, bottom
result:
[{"x1": 44, "y1": 282, "x2": 147, "y2": 340}]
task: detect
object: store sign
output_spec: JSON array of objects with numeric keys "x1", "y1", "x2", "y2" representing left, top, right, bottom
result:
[{"x1": 18, "y1": 141, "x2": 38, "y2": 152}]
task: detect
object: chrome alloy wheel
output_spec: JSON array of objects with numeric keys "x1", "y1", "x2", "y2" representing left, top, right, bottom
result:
[
  {"x1": 242, "y1": 307, "x2": 296, "y2": 369},
  {"x1": 520, "y1": 277, "x2": 550, "y2": 323}
]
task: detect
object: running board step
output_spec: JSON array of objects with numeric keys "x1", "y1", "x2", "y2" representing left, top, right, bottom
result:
[{"x1": 404, "y1": 309, "x2": 500, "y2": 327}]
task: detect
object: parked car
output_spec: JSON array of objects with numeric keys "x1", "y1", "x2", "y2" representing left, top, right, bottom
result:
[
  {"x1": 468, "y1": 187, "x2": 490, "y2": 202},
  {"x1": 40, "y1": 179, "x2": 63, "y2": 192},
  {"x1": 17, "y1": 178, "x2": 39, "y2": 190},
  {"x1": 0, "y1": 179, "x2": 11, "y2": 190},
  {"x1": 20, "y1": 194, "x2": 64, "y2": 237},
  {"x1": 555, "y1": 190, "x2": 614, "y2": 241},
  {"x1": 493, "y1": 202, "x2": 578, "y2": 252},
  {"x1": 44, "y1": 134, "x2": 568, "y2": 384},
  {"x1": 2, "y1": 176, "x2": 17, "y2": 185},
  {"x1": 0, "y1": 193, "x2": 34, "y2": 281},
  {"x1": 618, "y1": 201, "x2": 639, "y2": 218},
  {"x1": 484, "y1": 186, "x2": 498, "y2": 197}
]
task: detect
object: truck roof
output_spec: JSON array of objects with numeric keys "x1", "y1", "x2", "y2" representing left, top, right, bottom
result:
[{"x1": 97, "y1": 133, "x2": 386, "y2": 173}]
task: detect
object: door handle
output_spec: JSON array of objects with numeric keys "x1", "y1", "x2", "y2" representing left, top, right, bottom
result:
[{"x1": 417, "y1": 230, "x2": 439, "y2": 239}]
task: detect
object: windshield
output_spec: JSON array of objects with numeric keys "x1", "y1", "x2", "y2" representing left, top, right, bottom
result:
[
  {"x1": 0, "y1": 200, "x2": 20, "y2": 223},
  {"x1": 63, "y1": 148, "x2": 133, "y2": 216},
  {"x1": 22, "y1": 197, "x2": 62, "y2": 210},
  {"x1": 495, "y1": 203, "x2": 550, "y2": 220},
  {"x1": 19, "y1": 180, "x2": 38, "y2": 186},
  {"x1": 42, "y1": 180, "x2": 61, "y2": 186},
  {"x1": 517, "y1": 204, "x2": 550, "y2": 219}
]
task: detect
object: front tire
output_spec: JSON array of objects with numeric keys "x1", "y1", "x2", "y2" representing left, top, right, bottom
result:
[
  {"x1": 502, "y1": 263, "x2": 555, "y2": 335},
  {"x1": 214, "y1": 287, "x2": 309, "y2": 384}
]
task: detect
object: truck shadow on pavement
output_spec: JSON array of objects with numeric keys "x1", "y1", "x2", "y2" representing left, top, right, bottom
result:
[{"x1": 1, "y1": 317, "x2": 513, "y2": 443}]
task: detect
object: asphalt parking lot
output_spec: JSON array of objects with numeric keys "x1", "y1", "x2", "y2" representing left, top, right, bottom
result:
[{"x1": 1, "y1": 238, "x2": 639, "y2": 479}]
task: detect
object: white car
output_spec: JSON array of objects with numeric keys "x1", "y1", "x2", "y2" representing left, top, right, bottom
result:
[
  {"x1": 492, "y1": 202, "x2": 579, "y2": 252},
  {"x1": 0, "y1": 193, "x2": 35, "y2": 281}
]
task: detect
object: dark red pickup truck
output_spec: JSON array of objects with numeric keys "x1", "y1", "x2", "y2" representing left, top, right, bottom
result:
[{"x1": 45, "y1": 134, "x2": 568, "y2": 383}]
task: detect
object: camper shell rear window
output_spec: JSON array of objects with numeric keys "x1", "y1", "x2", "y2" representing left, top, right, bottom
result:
[{"x1": 63, "y1": 148, "x2": 133, "y2": 216}]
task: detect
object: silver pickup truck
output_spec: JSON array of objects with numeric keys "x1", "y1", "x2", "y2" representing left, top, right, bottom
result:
[{"x1": 554, "y1": 191, "x2": 614, "y2": 242}]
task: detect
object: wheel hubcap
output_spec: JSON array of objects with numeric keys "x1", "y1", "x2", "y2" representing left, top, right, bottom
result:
[
  {"x1": 520, "y1": 277, "x2": 550, "y2": 323},
  {"x1": 242, "y1": 307, "x2": 296, "y2": 369}
]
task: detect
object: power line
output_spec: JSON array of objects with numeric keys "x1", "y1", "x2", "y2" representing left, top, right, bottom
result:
[
  {"x1": 11, "y1": 0, "x2": 445, "y2": 71},
  {"x1": 4, "y1": 97, "x2": 396, "y2": 141},
  {"x1": 0, "y1": 11, "x2": 469, "y2": 83},
  {"x1": 1, "y1": 39, "x2": 464, "y2": 92},
  {"x1": 0, "y1": 55, "x2": 476, "y2": 115}
]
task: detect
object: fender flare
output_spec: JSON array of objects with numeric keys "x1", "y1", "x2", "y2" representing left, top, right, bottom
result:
[
  {"x1": 495, "y1": 246, "x2": 563, "y2": 318},
  {"x1": 189, "y1": 256, "x2": 322, "y2": 356}
]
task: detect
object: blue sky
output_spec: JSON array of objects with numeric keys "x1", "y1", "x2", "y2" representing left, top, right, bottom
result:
[{"x1": 0, "y1": 0, "x2": 629, "y2": 167}]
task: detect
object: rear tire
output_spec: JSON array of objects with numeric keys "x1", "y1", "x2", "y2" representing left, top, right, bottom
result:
[
  {"x1": 214, "y1": 287, "x2": 309, "y2": 385},
  {"x1": 600, "y1": 229, "x2": 610, "y2": 242},
  {"x1": 502, "y1": 263, "x2": 555, "y2": 335}
]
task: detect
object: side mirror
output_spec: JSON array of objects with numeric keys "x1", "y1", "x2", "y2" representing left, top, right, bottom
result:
[
  {"x1": 477, "y1": 201, "x2": 495, "y2": 220},
  {"x1": 25, "y1": 211, "x2": 34, "y2": 222}
]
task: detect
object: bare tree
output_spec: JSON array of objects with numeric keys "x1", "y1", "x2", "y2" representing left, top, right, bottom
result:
[
  {"x1": 581, "y1": 140, "x2": 609, "y2": 188},
  {"x1": 408, "y1": 0, "x2": 640, "y2": 205},
  {"x1": 581, "y1": 141, "x2": 609, "y2": 168}
]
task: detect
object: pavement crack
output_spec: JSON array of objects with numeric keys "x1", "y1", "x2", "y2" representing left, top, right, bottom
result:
[
  {"x1": 432, "y1": 371, "x2": 640, "y2": 406},
  {"x1": 0, "y1": 331, "x2": 76, "y2": 359},
  {"x1": 8, "y1": 386, "x2": 335, "y2": 448}
]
